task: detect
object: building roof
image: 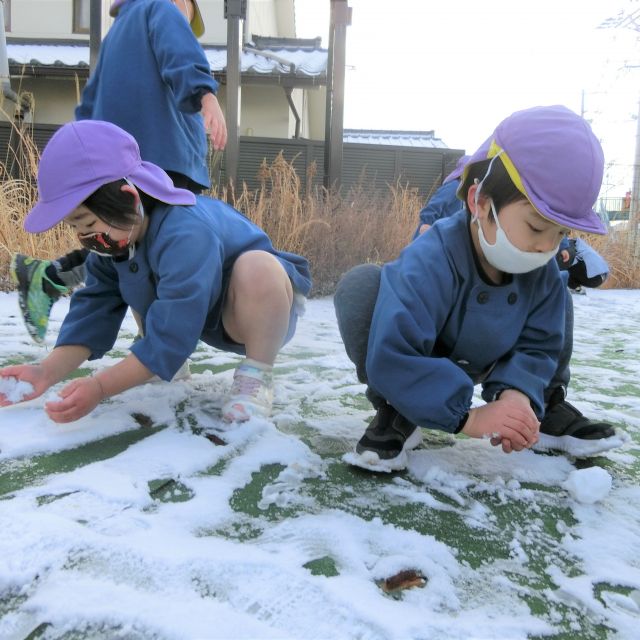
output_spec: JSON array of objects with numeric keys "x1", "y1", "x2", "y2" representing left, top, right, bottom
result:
[
  {"x1": 343, "y1": 129, "x2": 449, "y2": 149},
  {"x1": 6, "y1": 38, "x2": 327, "y2": 86}
]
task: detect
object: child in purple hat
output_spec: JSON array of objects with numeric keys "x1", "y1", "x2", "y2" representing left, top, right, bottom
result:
[
  {"x1": 412, "y1": 140, "x2": 613, "y2": 458},
  {"x1": 0, "y1": 121, "x2": 311, "y2": 424},
  {"x1": 334, "y1": 105, "x2": 620, "y2": 472}
]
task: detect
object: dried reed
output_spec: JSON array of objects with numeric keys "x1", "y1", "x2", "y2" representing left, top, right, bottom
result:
[{"x1": 1, "y1": 125, "x2": 638, "y2": 293}]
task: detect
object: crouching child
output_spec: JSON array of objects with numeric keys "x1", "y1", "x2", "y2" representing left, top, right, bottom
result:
[
  {"x1": 334, "y1": 105, "x2": 609, "y2": 471},
  {"x1": 0, "y1": 121, "x2": 311, "y2": 424}
]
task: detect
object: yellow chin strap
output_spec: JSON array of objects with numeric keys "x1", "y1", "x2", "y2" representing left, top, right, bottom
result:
[
  {"x1": 486, "y1": 140, "x2": 558, "y2": 225},
  {"x1": 487, "y1": 141, "x2": 527, "y2": 198}
]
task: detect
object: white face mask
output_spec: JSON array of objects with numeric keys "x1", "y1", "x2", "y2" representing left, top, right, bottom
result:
[{"x1": 476, "y1": 199, "x2": 559, "y2": 274}]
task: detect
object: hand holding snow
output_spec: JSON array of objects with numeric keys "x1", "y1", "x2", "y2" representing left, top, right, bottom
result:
[
  {"x1": 0, "y1": 376, "x2": 34, "y2": 404},
  {"x1": 562, "y1": 467, "x2": 612, "y2": 504}
]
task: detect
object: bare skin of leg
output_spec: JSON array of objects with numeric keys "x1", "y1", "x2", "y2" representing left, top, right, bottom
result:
[{"x1": 222, "y1": 250, "x2": 294, "y2": 365}]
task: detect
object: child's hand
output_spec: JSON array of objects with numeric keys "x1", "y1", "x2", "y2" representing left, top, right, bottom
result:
[
  {"x1": 45, "y1": 377, "x2": 104, "y2": 424},
  {"x1": 0, "y1": 365, "x2": 50, "y2": 406},
  {"x1": 462, "y1": 398, "x2": 539, "y2": 453}
]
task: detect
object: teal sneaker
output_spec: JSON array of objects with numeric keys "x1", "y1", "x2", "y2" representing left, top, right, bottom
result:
[{"x1": 11, "y1": 254, "x2": 68, "y2": 343}]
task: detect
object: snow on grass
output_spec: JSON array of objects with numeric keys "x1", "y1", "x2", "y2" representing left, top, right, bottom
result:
[{"x1": 0, "y1": 289, "x2": 639, "y2": 639}]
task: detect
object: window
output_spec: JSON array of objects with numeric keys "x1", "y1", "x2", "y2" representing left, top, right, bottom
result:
[
  {"x1": 73, "y1": 0, "x2": 90, "y2": 34},
  {"x1": 3, "y1": 0, "x2": 10, "y2": 32}
]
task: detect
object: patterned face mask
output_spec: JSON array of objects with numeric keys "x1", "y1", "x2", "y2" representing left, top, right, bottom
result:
[
  {"x1": 77, "y1": 226, "x2": 133, "y2": 258},
  {"x1": 77, "y1": 195, "x2": 145, "y2": 259}
]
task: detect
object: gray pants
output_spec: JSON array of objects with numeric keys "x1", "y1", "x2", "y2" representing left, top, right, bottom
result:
[{"x1": 333, "y1": 264, "x2": 572, "y2": 409}]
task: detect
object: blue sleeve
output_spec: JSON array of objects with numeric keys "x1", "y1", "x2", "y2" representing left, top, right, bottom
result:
[
  {"x1": 481, "y1": 271, "x2": 566, "y2": 417},
  {"x1": 559, "y1": 236, "x2": 570, "y2": 252},
  {"x1": 130, "y1": 219, "x2": 225, "y2": 380},
  {"x1": 366, "y1": 240, "x2": 474, "y2": 432},
  {"x1": 55, "y1": 256, "x2": 128, "y2": 358},
  {"x1": 147, "y1": 2, "x2": 219, "y2": 113},
  {"x1": 414, "y1": 180, "x2": 463, "y2": 239}
]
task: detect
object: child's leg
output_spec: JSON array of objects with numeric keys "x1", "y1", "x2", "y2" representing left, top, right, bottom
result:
[
  {"x1": 220, "y1": 251, "x2": 294, "y2": 423},
  {"x1": 539, "y1": 286, "x2": 616, "y2": 455},
  {"x1": 49, "y1": 249, "x2": 89, "y2": 290},
  {"x1": 334, "y1": 264, "x2": 421, "y2": 471},
  {"x1": 544, "y1": 287, "x2": 573, "y2": 403},
  {"x1": 333, "y1": 263, "x2": 382, "y2": 387},
  {"x1": 11, "y1": 250, "x2": 86, "y2": 344},
  {"x1": 221, "y1": 250, "x2": 293, "y2": 365}
]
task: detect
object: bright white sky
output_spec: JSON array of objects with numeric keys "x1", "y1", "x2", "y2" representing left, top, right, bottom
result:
[{"x1": 295, "y1": 0, "x2": 639, "y2": 197}]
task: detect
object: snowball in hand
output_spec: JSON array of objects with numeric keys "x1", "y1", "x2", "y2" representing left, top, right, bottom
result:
[
  {"x1": 0, "y1": 377, "x2": 35, "y2": 403},
  {"x1": 562, "y1": 467, "x2": 612, "y2": 504}
]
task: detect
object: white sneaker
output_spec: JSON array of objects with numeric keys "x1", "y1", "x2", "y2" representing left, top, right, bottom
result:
[{"x1": 222, "y1": 359, "x2": 274, "y2": 422}]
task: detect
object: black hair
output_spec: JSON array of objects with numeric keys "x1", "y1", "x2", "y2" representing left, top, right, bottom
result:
[
  {"x1": 83, "y1": 179, "x2": 156, "y2": 229},
  {"x1": 459, "y1": 158, "x2": 527, "y2": 219}
]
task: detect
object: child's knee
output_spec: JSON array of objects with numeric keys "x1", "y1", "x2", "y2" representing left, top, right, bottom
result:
[{"x1": 230, "y1": 251, "x2": 292, "y2": 301}]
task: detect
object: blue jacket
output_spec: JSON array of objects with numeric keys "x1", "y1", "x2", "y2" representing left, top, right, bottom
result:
[
  {"x1": 56, "y1": 198, "x2": 312, "y2": 380},
  {"x1": 414, "y1": 180, "x2": 463, "y2": 238},
  {"x1": 367, "y1": 211, "x2": 566, "y2": 432},
  {"x1": 76, "y1": 0, "x2": 218, "y2": 188}
]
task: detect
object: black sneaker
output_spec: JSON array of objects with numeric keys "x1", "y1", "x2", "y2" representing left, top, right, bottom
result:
[
  {"x1": 344, "y1": 403, "x2": 422, "y2": 472},
  {"x1": 535, "y1": 394, "x2": 623, "y2": 457}
]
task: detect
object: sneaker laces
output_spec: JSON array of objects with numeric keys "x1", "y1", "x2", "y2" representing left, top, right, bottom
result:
[{"x1": 229, "y1": 370, "x2": 265, "y2": 398}]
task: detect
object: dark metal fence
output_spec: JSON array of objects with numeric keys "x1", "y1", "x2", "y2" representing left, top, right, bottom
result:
[{"x1": 0, "y1": 122, "x2": 464, "y2": 200}]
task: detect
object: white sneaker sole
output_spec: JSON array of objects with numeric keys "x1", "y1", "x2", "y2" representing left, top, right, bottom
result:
[
  {"x1": 343, "y1": 427, "x2": 423, "y2": 473},
  {"x1": 533, "y1": 431, "x2": 627, "y2": 457}
]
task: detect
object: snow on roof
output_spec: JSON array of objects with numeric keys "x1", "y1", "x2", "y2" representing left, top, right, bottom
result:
[
  {"x1": 343, "y1": 129, "x2": 449, "y2": 149},
  {"x1": 6, "y1": 41, "x2": 327, "y2": 78}
]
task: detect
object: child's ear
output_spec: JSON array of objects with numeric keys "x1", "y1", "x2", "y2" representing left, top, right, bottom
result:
[
  {"x1": 120, "y1": 182, "x2": 140, "y2": 207},
  {"x1": 467, "y1": 183, "x2": 489, "y2": 218}
]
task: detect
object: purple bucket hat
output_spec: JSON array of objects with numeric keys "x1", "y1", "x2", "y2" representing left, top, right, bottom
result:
[
  {"x1": 110, "y1": 0, "x2": 205, "y2": 38},
  {"x1": 463, "y1": 105, "x2": 606, "y2": 235},
  {"x1": 24, "y1": 121, "x2": 196, "y2": 233}
]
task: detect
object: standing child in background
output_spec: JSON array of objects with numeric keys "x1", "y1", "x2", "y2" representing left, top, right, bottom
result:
[
  {"x1": 12, "y1": 0, "x2": 227, "y2": 344},
  {"x1": 334, "y1": 105, "x2": 620, "y2": 472},
  {"x1": 0, "y1": 121, "x2": 310, "y2": 424}
]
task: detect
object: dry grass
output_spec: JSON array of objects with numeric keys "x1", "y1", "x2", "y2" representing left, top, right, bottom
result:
[
  {"x1": 0, "y1": 120, "x2": 77, "y2": 290},
  {"x1": 578, "y1": 227, "x2": 640, "y2": 289},
  {"x1": 227, "y1": 154, "x2": 420, "y2": 294},
  {"x1": 0, "y1": 126, "x2": 638, "y2": 294}
]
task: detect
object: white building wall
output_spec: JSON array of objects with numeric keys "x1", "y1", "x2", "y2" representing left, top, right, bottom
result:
[
  {"x1": 8, "y1": 0, "x2": 113, "y2": 39},
  {"x1": 3, "y1": 0, "x2": 322, "y2": 139}
]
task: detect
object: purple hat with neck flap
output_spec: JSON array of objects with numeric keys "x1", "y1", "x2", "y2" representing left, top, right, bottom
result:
[
  {"x1": 463, "y1": 105, "x2": 606, "y2": 235},
  {"x1": 24, "y1": 120, "x2": 196, "y2": 233}
]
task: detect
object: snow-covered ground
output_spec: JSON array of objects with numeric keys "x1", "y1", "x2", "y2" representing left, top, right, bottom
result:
[{"x1": 0, "y1": 289, "x2": 639, "y2": 640}]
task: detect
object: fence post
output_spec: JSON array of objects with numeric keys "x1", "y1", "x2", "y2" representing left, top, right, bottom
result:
[
  {"x1": 224, "y1": 0, "x2": 246, "y2": 201},
  {"x1": 323, "y1": 0, "x2": 351, "y2": 192}
]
